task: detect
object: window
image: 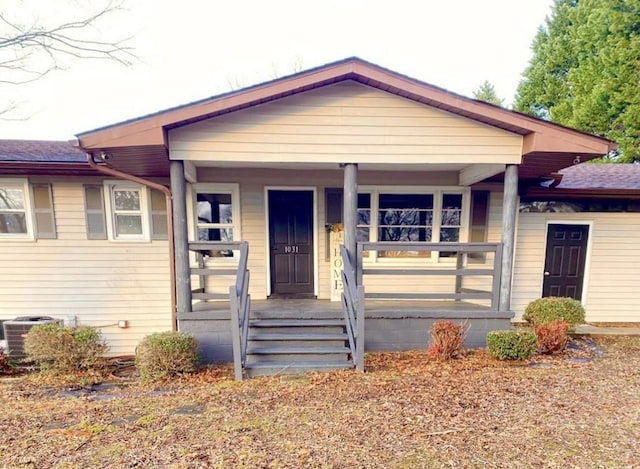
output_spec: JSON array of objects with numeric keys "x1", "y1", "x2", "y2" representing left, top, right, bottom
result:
[
  {"x1": 0, "y1": 180, "x2": 31, "y2": 238},
  {"x1": 103, "y1": 182, "x2": 150, "y2": 241},
  {"x1": 0, "y1": 179, "x2": 55, "y2": 240},
  {"x1": 192, "y1": 184, "x2": 240, "y2": 258},
  {"x1": 323, "y1": 187, "x2": 468, "y2": 262},
  {"x1": 87, "y1": 184, "x2": 166, "y2": 241}
]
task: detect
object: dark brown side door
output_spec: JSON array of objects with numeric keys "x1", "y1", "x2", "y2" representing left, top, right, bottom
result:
[
  {"x1": 542, "y1": 224, "x2": 589, "y2": 299},
  {"x1": 268, "y1": 190, "x2": 314, "y2": 296}
]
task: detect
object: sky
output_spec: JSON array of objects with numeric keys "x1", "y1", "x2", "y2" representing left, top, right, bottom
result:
[{"x1": 0, "y1": 0, "x2": 554, "y2": 141}]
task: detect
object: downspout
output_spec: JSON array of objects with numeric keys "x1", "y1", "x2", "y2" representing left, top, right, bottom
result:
[{"x1": 86, "y1": 153, "x2": 178, "y2": 331}]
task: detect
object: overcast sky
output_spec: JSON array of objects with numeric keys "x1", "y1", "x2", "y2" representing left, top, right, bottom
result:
[{"x1": 0, "y1": 0, "x2": 554, "y2": 141}]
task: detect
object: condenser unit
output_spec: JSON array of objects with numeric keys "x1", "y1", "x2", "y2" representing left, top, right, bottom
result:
[{"x1": 2, "y1": 316, "x2": 63, "y2": 362}]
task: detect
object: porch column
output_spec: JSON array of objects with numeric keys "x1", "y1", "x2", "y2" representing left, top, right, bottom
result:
[
  {"x1": 170, "y1": 160, "x2": 192, "y2": 314},
  {"x1": 499, "y1": 164, "x2": 518, "y2": 312},
  {"x1": 342, "y1": 163, "x2": 358, "y2": 268}
]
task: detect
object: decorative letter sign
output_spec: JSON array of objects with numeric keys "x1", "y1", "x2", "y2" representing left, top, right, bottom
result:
[{"x1": 330, "y1": 230, "x2": 345, "y2": 301}]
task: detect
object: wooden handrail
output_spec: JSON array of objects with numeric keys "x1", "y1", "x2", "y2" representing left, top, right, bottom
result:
[
  {"x1": 340, "y1": 245, "x2": 364, "y2": 371},
  {"x1": 359, "y1": 242, "x2": 503, "y2": 309},
  {"x1": 189, "y1": 241, "x2": 250, "y2": 380}
]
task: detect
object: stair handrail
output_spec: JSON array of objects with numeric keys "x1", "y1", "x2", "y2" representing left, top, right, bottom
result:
[
  {"x1": 340, "y1": 245, "x2": 364, "y2": 371},
  {"x1": 228, "y1": 241, "x2": 250, "y2": 381}
]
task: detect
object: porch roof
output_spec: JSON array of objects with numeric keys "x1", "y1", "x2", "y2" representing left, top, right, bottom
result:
[{"x1": 75, "y1": 57, "x2": 616, "y2": 180}]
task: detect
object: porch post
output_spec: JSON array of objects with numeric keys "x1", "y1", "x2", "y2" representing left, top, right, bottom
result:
[
  {"x1": 170, "y1": 160, "x2": 192, "y2": 314},
  {"x1": 343, "y1": 163, "x2": 358, "y2": 269},
  {"x1": 499, "y1": 164, "x2": 518, "y2": 312}
]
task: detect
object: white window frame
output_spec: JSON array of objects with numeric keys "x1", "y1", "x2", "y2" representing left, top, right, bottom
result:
[
  {"x1": 103, "y1": 181, "x2": 151, "y2": 242},
  {"x1": 359, "y1": 185, "x2": 470, "y2": 264},
  {"x1": 188, "y1": 183, "x2": 241, "y2": 263},
  {"x1": 0, "y1": 178, "x2": 35, "y2": 241}
]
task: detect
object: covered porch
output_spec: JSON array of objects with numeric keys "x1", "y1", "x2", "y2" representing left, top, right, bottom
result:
[{"x1": 178, "y1": 233, "x2": 512, "y2": 379}]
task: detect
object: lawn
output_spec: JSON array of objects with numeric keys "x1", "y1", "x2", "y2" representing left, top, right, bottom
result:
[{"x1": 1, "y1": 336, "x2": 639, "y2": 468}]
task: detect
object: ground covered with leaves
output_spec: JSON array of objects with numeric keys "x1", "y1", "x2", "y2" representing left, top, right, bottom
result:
[{"x1": 1, "y1": 337, "x2": 639, "y2": 468}]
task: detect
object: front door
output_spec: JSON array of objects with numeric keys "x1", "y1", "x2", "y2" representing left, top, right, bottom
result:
[
  {"x1": 542, "y1": 224, "x2": 589, "y2": 300},
  {"x1": 268, "y1": 190, "x2": 314, "y2": 296}
]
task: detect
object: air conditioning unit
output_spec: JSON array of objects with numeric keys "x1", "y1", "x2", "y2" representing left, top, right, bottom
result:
[{"x1": 2, "y1": 316, "x2": 63, "y2": 362}]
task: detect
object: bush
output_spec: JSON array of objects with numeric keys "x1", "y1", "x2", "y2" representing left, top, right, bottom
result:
[
  {"x1": 23, "y1": 323, "x2": 108, "y2": 372},
  {"x1": 535, "y1": 320, "x2": 569, "y2": 354},
  {"x1": 523, "y1": 297, "x2": 585, "y2": 329},
  {"x1": 427, "y1": 320, "x2": 465, "y2": 360},
  {"x1": 487, "y1": 330, "x2": 537, "y2": 360},
  {"x1": 0, "y1": 347, "x2": 12, "y2": 374},
  {"x1": 135, "y1": 331, "x2": 199, "y2": 380}
]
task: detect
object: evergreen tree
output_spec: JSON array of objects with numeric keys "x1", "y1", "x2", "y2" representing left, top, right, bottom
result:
[
  {"x1": 515, "y1": 0, "x2": 640, "y2": 162},
  {"x1": 473, "y1": 81, "x2": 504, "y2": 107}
]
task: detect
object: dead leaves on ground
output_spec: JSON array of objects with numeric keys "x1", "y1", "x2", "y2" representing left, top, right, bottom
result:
[{"x1": 1, "y1": 337, "x2": 639, "y2": 468}]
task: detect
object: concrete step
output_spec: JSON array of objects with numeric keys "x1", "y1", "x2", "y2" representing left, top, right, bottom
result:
[{"x1": 245, "y1": 361, "x2": 354, "y2": 377}]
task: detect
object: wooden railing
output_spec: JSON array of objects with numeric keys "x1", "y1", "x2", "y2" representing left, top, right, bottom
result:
[
  {"x1": 188, "y1": 241, "x2": 250, "y2": 381},
  {"x1": 340, "y1": 245, "x2": 365, "y2": 372},
  {"x1": 357, "y1": 242, "x2": 503, "y2": 309}
]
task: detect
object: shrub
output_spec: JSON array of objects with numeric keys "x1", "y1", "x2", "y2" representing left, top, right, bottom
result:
[
  {"x1": 535, "y1": 320, "x2": 569, "y2": 354},
  {"x1": 486, "y1": 330, "x2": 536, "y2": 360},
  {"x1": 427, "y1": 320, "x2": 465, "y2": 360},
  {"x1": 135, "y1": 331, "x2": 199, "y2": 380},
  {"x1": 23, "y1": 323, "x2": 108, "y2": 372},
  {"x1": 523, "y1": 297, "x2": 585, "y2": 329},
  {"x1": 0, "y1": 347, "x2": 12, "y2": 374}
]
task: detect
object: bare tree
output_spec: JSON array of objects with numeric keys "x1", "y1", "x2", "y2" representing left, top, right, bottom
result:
[{"x1": 0, "y1": 0, "x2": 135, "y2": 115}]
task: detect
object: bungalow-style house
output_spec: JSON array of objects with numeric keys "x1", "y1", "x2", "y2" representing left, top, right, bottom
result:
[{"x1": 1, "y1": 57, "x2": 630, "y2": 378}]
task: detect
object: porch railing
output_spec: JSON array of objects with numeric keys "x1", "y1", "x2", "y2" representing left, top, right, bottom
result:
[
  {"x1": 357, "y1": 242, "x2": 503, "y2": 309},
  {"x1": 188, "y1": 241, "x2": 250, "y2": 381},
  {"x1": 340, "y1": 245, "x2": 365, "y2": 372}
]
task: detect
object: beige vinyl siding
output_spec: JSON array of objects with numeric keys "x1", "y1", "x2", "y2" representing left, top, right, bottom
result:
[
  {"x1": 0, "y1": 180, "x2": 172, "y2": 355},
  {"x1": 196, "y1": 168, "x2": 464, "y2": 300},
  {"x1": 169, "y1": 81, "x2": 523, "y2": 166},
  {"x1": 512, "y1": 212, "x2": 640, "y2": 322}
]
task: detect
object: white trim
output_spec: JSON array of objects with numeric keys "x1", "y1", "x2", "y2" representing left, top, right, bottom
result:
[
  {"x1": 542, "y1": 220, "x2": 593, "y2": 306},
  {"x1": 103, "y1": 181, "x2": 151, "y2": 242},
  {"x1": 188, "y1": 182, "x2": 242, "y2": 264},
  {"x1": 264, "y1": 186, "x2": 319, "y2": 297},
  {"x1": 0, "y1": 178, "x2": 35, "y2": 241}
]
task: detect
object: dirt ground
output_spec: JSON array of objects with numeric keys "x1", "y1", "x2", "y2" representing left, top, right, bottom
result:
[{"x1": 1, "y1": 336, "x2": 639, "y2": 468}]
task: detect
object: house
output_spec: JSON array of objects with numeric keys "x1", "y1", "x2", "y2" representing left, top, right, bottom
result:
[{"x1": 1, "y1": 58, "x2": 627, "y2": 377}]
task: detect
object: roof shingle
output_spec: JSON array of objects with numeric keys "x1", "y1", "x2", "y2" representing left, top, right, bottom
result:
[
  {"x1": 558, "y1": 164, "x2": 640, "y2": 190},
  {"x1": 0, "y1": 139, "x2": 86, "y2": 163}
]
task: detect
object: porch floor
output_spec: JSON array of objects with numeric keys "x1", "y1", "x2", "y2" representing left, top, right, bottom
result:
[{"x1": 191, "y1": 298, "x2": 496, "y2": 319}]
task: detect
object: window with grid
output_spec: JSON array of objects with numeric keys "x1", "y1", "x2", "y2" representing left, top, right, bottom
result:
[{"x1": 193, "y1": 184, "x2": 240, "y2": 258}]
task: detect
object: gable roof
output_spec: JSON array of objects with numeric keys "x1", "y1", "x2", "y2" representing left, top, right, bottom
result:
[{"x1": 70, "y1": 57, "x2": 611, "y2": 178}]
